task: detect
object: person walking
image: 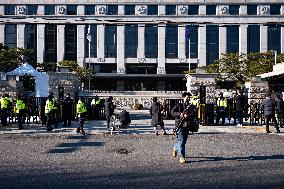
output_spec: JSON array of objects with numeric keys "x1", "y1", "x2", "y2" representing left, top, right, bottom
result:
[
  {"x1": 216, "y1": 93, "x2": 228, "y2": 126},
  {"x1": 262, "y1": 93, "x2": 280, "y2": 133},
  {"x1": 275, "y1": 94, "x2": 284, "y2": 128},
  {"x1": 91, "y1": 95, "x2": 101, "y2": 120},
  {"x1": 235, "y1": 90, "x2": 247, "y2": 126},
  {"x1": 76, "y1": 97, "x2": 87, "y2": 135},
  {"x1": 63, "y1": 93, "x2": 73, "y2": 127},
  {"x1": 15, "y1": 94, "x2": 26, "y2": 130},
  {"x1": 104, "y1": 96, "x2": 116, "y2": 130},
  {"x1": 150, "y1": 97, "x2": 167, "y2": 135},
  {"x1": 171, "y1": 92, "x2": 196, "y2": 164},
  {"x1": 0, "y1": 94, "x2": 13, "y2": 127}
]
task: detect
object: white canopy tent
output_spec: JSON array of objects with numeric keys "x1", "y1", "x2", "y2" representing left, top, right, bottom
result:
[{"x1": 8, "y1": 63, "x2": 49, "y2": 97}]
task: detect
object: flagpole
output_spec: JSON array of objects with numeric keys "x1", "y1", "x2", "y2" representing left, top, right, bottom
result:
[
  {"x1": 186, "y1": 25, "x2": 191, "y2": 71},
  {"x1": 87, "y1": 25, "x2": 91, "y2": 90}
]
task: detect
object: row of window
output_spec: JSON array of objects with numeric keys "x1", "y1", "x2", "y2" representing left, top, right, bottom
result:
[
  {"x1": 4, "y1": 24, "x2": 281, "y2": 64},
  {"x1": 4, "y1": 4, "x2": 283, "y2": 15}
]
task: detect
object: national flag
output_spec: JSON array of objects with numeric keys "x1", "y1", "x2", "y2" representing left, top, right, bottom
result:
[
  {"x1": 185, "y1": 25, "x2": 190, "y2": 41},
  {"x1": 87, "y1": 25, "x2": 91, "y2": 41}
]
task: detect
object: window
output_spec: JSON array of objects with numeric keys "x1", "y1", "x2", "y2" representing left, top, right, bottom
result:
[
  {"x1": 85, "y1": 5, "x2": 96, "y2": 15},
  {"x1": 45, "y1": 24, "x2": 57, "y2": 63},
  {"x1": 107, "y1": 5, "x2": 118, "y2": 15},
  {"x1": 85, "y1": 25, "x2": 97, "y2": 58},
  {"x1": 65, "y1": 25, "x2": 77, "y2": 61},
  {"x1": 166, "y1": 5, "x2": 176, "y2": 15},
  {"x1": 67, "y1": 5, "x2": 77, "y2": 15},
  {"x1": 125, "y1": 5, "x2": 135, "y2": 15},
  {"x1": 5, "y1": 5, "x2": 15, "y2": 15},
  {"x1": 227, "y1": 25, "x2": 239, "y2": 53},
  {"x1": 186, "y1": 25, "x2": 198, "y2": 58},
  {"x1": 105, "y1": 25, "x2": 117, "y2": 58},
  {"x1": 45, "y1": 5, "x2": 55, "y2": 15},
  {"x1": 126, "y1": 64, "x2": 157, "y2": 74},
  {"x1": 247, "y1": 5, "x2": 257, "y2": 15},
  {"x1": 268, "y1": 25, "x2": 281, "y2": 53},
  {"x1": 165, "y1": 25, "x2": 178, "y2": 58},
  {"x1": 125, "y1": 25, "x2": 138, "y2": 58},
  {"x1": 188, "y1": 5, "x2": 199, "y2": 15},
  {"x1": 25, "y1": 24, "x2": 37, "y2": 64},
  {"x1": 145, "y1": 25, "x2": 158, "y2": 58},
  {"x1": 206, "y1": 5, "x2": 216, "y2": 15},
  {"x1": 165, "y1": 78, "x2": 186, "y2": 91},
  {"x1": 206, "y1": 25, "x2": 219, "y2": 65},
  {"x1": 166, "y1": 64, "x2": 189, "y2": 74},
  {"x1": 270, "y1": 5, "x2": 281, "y2": 15},
  {"x1": 27, "y1": 5, "x2": 38, "y2": 15},
  {"x1": 247, "y1": 25, "x2": 260, "y2": 53},
  {"x1": 229, "y1": 5, "x2": 239, "y2": 15},
  {"x1": 124, "y1": 77, "x2": 157, "y2": 91},
  {"x1": 4, "y1": 24, "x2": 17, "y2": 48},
  {"x1": 148, "y1": 5, "x2": 158, "y2": 15}
]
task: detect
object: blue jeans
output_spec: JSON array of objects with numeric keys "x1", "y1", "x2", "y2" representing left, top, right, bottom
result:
[
  {"x1": 236, "y1": 111, "x2": 243, "y2": 125},
  {"x1": 174, "y1": 127, "x2": 189, "y2": 158}
]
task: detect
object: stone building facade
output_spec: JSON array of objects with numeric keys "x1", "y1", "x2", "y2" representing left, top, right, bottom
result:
[{"x1": 0, "y1": 0, "x2": 284, "y2": 92}]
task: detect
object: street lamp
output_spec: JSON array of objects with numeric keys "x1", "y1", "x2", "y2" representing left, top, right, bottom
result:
[
  {"x1": 271, "y1": 50, "x2": 277, "y2": 65},
  {"x1": 87, "y1": 25, "x2": 91, "y2": 90}
]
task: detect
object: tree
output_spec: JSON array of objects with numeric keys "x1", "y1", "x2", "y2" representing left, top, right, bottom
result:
[{"x1": 0, "y1": 43, "x2": 35, "y2": 72}]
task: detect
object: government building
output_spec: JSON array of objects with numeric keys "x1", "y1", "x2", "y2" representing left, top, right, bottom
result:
[{"x1": 1, "y1": 0, "x2": 284, "y2": 92}]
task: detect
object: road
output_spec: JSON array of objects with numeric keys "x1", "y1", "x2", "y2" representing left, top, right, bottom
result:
[{"x1": 0, "y1": 132, "x2": 283, "y2": 189}]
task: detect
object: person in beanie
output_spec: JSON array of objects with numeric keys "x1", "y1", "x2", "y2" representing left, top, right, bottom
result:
[
  {"x1": 150, "y1": 97, "x2": 167, "y2": 135},
  {"x1": 76, "y1": 97, "x2": 87, "y2": 135}
]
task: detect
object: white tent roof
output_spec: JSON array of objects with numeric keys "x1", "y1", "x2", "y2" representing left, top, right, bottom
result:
[{"x1": 8, "y1": 63, "x2": 39, "y2": 77}]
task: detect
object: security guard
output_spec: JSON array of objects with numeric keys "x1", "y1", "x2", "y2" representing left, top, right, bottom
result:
[
  {"x1": 190, "y1": 92, "x2": 200, "y2": 107},
  {"x1": 91, "y1": 95, "x2": 101, "y2": 119},
  {"x1": 16, "y1": 94, "x2": 26, "y2": 129},
  {"x1": 77, "y1": 97, "x2": 87, "y2": 135},
  {"x1": 0, "y1": 94, "x2": 13, "y2": 127},
  {"x1": 216, "y1": 92, "x2": 228, "y2": 126},
  {"x1": 45, "y1": 93, "x2": 57, "y2": 131}
]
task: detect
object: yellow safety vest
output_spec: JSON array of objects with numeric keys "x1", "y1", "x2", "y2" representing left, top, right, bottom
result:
[
  {"x1": 0, "y1": 97, "x2": 12, "y2": 109},
  {"x1": 217, "y1": 98, "x2": 227, "y2": 108},
  {"x1": 77, "y1": 100, "x2": 87, "y2": 117},
  {"x1": 16, "y1": 99, "x2": 26, "y2": 113},
  {"x1": 45, "y1": 99, "x2": 57, "y2": 113},
  {"x1": 191, "y1": 96, "x2": 200, "y2": 107}
]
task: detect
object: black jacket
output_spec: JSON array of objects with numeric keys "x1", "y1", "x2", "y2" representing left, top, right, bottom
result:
[
  {"x1": 171, "y1": 103, "x2": 197, "y2": 128},
  {"x1": 235, "y1": 95, "x2": 247, "y2": 111},
  {"x1": 262, "y1": 97, "x2": 275, "y2": 116},
  {"x1": 104, "y1": 100, "x2": 115, "y2": 116},
  {"x1": 149, "y1": 102, "x2": 163, "y2": 126},
  {"x1": 63, "y1": 97, "x2": 73, "y2": 115},
  {"x1": 275, "y1": 98, "x2": 284, "y2": 113}
]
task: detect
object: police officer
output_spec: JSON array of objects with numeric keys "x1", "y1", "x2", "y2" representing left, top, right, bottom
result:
[
  {"x1": 45, "y1": 93, "x2": 57, "y2": 131},
  {"x1": 171, "y1": 92, "x2": 196, "y2": 164},
  {"x1": 63, "y1": 93, "x2": 73, "y2": 127},
  {"x1": 76, "y1": 97, "x2": 87, "y2": 135},
  {"x1": 91, "y1": 95, "x2": 101, "y2": 119},
  {"x1": 0, "y1": 94, "x2": 13, "y2": 127},
  {"x1": 216, "y1": 92, "x2": 228, "y2": 126},
  {"x1": 150, "y1": 97, "x2": 167, "y2": 135},
  {"x1": 262, "y1": 93, "x2": 280, "y2": 133},
  {"x1": 275, "y1": 94, "x2": 284, "y2": 128},
  {"x1": 15, "y1": 94, "x2": 26, "y2": 130}
]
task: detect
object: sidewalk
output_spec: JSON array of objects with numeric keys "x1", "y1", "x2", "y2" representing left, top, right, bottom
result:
[{"x1": 0, "y1": 109, "x2": 283, "y2": 136}]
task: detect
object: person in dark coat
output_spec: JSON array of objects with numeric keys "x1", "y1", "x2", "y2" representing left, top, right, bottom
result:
[
  {"x1": 104, "y1": 96, "x2": 116, "y2": 129},
  {"x1": 118, "y1": 109, "x2": 131, "y2": 128},
  {"x1": 235, "y1": 90, "x2": 247, "y2": 126},
  {"x1": 275, "y1": 94, "x2": 284, "y2": 128},
  {"x1": 262, "y1": 93, "x2": 280, "y2": 133},
  {"x1": 63, "y1": 93, "x2": 73, "y2": 127},
  {"x1": 150, "y1": 97, "x2": 167, "y2": 135}
]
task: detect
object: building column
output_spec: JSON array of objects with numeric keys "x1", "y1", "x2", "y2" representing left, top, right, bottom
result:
[
  {"x1": 137, "y1": 24, "x2": 145, "y2": 60},
  {"x1": 117, "y1": 25, "x2": 125, "y2": 74},
  {"x1": 199, "y1": 5, "x2": 206, "y2": 15},
  {"x1": 17, "y1": 24, "x2": 25, "y2": 48},
  {"x1": 77, "y1": 25, "x2": 85, "y2": 67},
  {"x1": 37, "y1": 24, "x2": 45, "y2": 64},
  {"x1": 260, "y1": 25, "x2": 268, "y2": 53},
  {"x1": 77, "y1": 5, "x2": 84, "y2": 15},
  {"x1": 97, "y1": 24, "x2": 105, "y2": 61},
  {"x1": 239, "y1": 24, "x2": 248, "y2": 55},
  {"x1": 198, "y1": 25, "x2": 206, "y2": 67},
  {"x1": 178, "y1": 25, "x2": 186, "y2": 61},
  {"x1": 118, "y1": 5, "x2": 124, "y2": 15},
  {"x1": 0, "y1": 25, "x2": 4, "y2": 44},
  {"x1": 281, "y1": 26, "x2": 284, "y2": 54},
  {"x1": 219, "y1": 26, "x2": 226, "y2": 58},
  {"x1": 57, "y1": 25, "x2": 65, "y2": 62},
  {"x1": 157, "y1": 24, "x2": 166, "y2": 74},
  {"x1": 37, "y1": 5, "x2": 44, "y2": 15},
  {"x1": 239, "y1": 5, "x2": 247, "y2": 15}
]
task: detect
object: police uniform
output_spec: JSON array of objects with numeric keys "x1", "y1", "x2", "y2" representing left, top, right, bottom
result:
[
  {"x1": 0, "y1": 95, "x2": 13, "y2": 127},
  {"x1": 77, "y1": 99, "x2": 87, "y2": 134},
  {"x1": 16, "y1": 98, "x2": 26, "y2": 129},
  {"x1": 45, "y1": 96, "x2": 57, "y2": 131},
  {"x1": 216, "y1": 97, "x2": 228, "y2": 126},
  {"x1": 91, "y1": 96, "x2": 101, "y2": 119}
]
